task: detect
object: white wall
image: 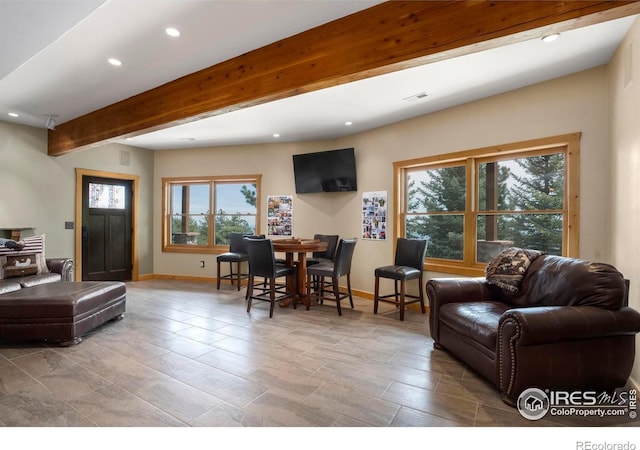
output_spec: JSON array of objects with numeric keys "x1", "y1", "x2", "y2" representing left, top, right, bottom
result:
[
  {"x1": 0, "y1": 122, "x2": 155, "y2": 274},
  {"x1": 153, "y1": 67, "x2": 613, "y2": 293},
  {"x1": 608, "y1": 16, "x2": 640, "y2": 386}
]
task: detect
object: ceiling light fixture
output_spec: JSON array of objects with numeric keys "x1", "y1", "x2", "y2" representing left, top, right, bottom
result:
[
  {"x1": 108, "y1": 58, "x2": 122, "y2": 66},
  {"x1": 345, "y1": 121, "x2": 353, "y2": 126},
  {"x1": 541, "y1": 33, "x2": 560, "y2": 43},
  {"x1": 164, "y1": 27, "x2": 180, "y2": 37},
  {"x1": 166, "y1": 27, "x2": 180, "y2": 37},
  {"x1": 8, "y1": 112, "x2": 19, "y2": 118},
  {"x1": 273, "y1": 133, "x2": 280, "y2": 138}
]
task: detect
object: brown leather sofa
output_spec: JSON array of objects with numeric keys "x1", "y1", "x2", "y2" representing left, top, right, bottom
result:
[
  {"x1": 427, "y1": 253, "x2": 640, "y2": 406},
  {"x1": 0, "y1": 258, "x2": 74, "y2": 293},
  {"x1": 0, "y1": 258, "x2": 126, "y2": 345}
]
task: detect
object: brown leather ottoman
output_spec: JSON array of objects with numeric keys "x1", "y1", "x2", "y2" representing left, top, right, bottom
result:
[{"x1": 0, "y1": 281, "x2": 126, "y2": 346}]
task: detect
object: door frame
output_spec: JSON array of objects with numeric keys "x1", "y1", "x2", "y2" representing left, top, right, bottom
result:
[{"x1": 75, "y1": 168, "x2": 140, "y2": 282}]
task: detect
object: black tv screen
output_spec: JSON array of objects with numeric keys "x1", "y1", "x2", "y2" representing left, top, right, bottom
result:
[{"x1": 292, "y1": 148, "x2": 358, "y2": 193}]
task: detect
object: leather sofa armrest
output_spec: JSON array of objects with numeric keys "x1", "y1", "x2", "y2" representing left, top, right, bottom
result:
[
  {"x1": 426, "y1": 277, "x2": 494, "y2": 345},
  {"x1": 46, "y1": 258, "x2": 74, "y2": 282},
  {"x1": 497, "y1": 305, "x2": 640, "y2": 404},
  {"x1": 498, "y1": 306, "x2": 640, "y2": 346}
]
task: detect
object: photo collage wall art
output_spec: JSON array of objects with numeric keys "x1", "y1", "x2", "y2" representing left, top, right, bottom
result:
[
  {"x1": 267, "y1": 195, "x2": 292, "y2": 236},
  {"x1": 362, "y1": 191, "x2": 387, "y2": 240}
]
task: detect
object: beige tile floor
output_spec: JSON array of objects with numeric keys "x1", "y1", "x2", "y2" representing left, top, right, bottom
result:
[{"x1": 0, "y1": 279, "x2": 637, "y2": 429}]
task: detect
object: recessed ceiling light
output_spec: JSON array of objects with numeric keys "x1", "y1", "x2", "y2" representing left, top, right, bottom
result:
[
  {"x1": 541, "y1": 33, "x2": 560, "y2": 43},
  {"x1": 273, "y1": 133, "x2": 280, "y2": 138},
  {"x1": 345, "y1": 121, "x2": 353, "y2": 126},
  {"x1": 166, "y1": 27, "x2": 180, "y2": 37},
  {"x1": 8, "y1": 112, "x2": 19, "y2": 117},
  {"x1": 108, "y1": 58, "x2": 122, "y2": 66}
]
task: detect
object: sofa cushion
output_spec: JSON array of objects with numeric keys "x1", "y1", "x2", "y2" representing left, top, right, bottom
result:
[
  {"x1": 501, "y1": 255, "x2": 626, "y2": 310},
  {"x1": 439, "y1": 301, "x2": 511, "y2": 351},
  {"x1": 0, "y1": 280, "x2": 22, "y2": 294},
  {"x1": 18, "y1": 272, "x2": 62, "y2": 288}
]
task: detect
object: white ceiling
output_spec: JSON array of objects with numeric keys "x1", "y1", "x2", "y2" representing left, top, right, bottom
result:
[{"x1": 0, "y1": 1, "x2": 637, "y2": 151}]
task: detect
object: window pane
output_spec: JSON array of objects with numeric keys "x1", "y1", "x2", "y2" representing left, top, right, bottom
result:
[
  {"x1": 478, "y1": 153, "x2": 564, "y2": 211},
  {"x1": 170, "y1": 215, "x2": 208, "y2": 245},
  {"x1": 215, "y1": 183, "x2": 257, "y2": 214},
  {"x1": 171, "y1": 184, "x2": 210, "y2": 214},
  {"x1": 214, "y1": 216, "x2": 256, "y2": 245},
  {"x1": 406, "y1": 214, "x2": 464, "y2": 260},
  {"x1": 407, "y1": 166, "x2": 466, "y2": 213},
  {"x1": 171, "y1": 185, "x2": 183, "y2": 213},
  {"x1": 476, "y1": 213, "x2": 563, "y2": 262},
  {"x1": 89, "y1": 183, "x2": 125, "y2": 209},
  {"x1": 188, "y1": 185, "x2": 210, "y2": 214}
]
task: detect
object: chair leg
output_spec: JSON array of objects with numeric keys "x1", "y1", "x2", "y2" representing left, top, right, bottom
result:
[
  {"x1": 399, "y1": 280, "x2": 406, "y2": 321},
  {"x1": 373, "y1": 275, "x2": 379, "y2": 314},
  {"x1": 347, "y1": 274, "x2": 354, "y2": 309},
  {"x1": 419, "y1": 275, "x2": 426, "y2": 314},
  {"x1": 269, "y1": 278, "x2": 276, "y2": 318},
  {"x1": 246, "y1": 275, "x2": 254, "y2": 313},
  {"x1": 332, "y1": 277, "x2": 342, "y2": 316},
  {"x1": 394, "y1": 280, "x2": 400, "y2": 308},
  {"x1": 216, "y1": 261, "x2": 221, "y2": 289},
  {"x1": 305, "y1": 273, "x2": 313, "y2": 310},
  {"x1": 235, "y1": 262, "x2": 242, "y2": 291}
]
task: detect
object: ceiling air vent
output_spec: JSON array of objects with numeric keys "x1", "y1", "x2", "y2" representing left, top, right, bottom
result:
[{"x1": 403, "y1": 92, "x2": 429, "y2": 102}]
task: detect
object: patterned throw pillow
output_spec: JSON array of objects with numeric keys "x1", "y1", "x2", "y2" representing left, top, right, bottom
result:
[
  {"x1": 0, "y1": 234, "x2": 49, "y2": 279},
  {"x1": 485, "y1": 247, "x2": 543, "y2": 293}
]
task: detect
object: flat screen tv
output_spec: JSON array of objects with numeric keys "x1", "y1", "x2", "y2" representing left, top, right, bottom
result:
[{"x1": 292, "y1": 148, "x2": 357, "y2": 193}]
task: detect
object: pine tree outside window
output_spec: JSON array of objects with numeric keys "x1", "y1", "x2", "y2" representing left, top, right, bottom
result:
[{"x1": 395, "y1": 134, "x2": 579, "y2": 276}]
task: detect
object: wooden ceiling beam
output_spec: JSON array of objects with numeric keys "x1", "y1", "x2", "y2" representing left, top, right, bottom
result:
[{"x1": 48, "y1": 1, "x2": 640, "y2": 156}]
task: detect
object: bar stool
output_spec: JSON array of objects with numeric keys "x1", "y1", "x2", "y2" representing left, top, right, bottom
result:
[
  {"x1": 216, "y1": 232, "x2": 263, "y2": 290},
  {"x1": 373, "y1": 238, "x2": 427, "y2": 321}
]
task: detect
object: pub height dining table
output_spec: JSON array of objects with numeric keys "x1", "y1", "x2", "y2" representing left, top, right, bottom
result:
[{"x1": 271, "y1": 238, "x2": 328, "y2": 308}]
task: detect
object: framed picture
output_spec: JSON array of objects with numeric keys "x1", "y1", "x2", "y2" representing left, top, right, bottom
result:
[
  {"x1": 362, "y1": 191, "x2": 386, "y2": 240},
  {"x1": 267, "y1": 195, "x2": 293, "y2": 236}
]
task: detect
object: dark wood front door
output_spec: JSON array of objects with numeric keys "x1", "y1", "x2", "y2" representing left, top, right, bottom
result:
[{"x1": 82, "y1": 176, "x2": 133, "y2": 281}]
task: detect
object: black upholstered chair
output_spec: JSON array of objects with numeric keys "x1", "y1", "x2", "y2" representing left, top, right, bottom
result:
[
  {"x1": 373, "y1": 238, "x2": 427, "y2": 321},
  {"x1": 244, "y1": 238, "x2": 297, "y2": 318},
  {"x1": 216, "y1": 233, "x2": 263, "y2": 290},
  {"x1": 306, "y1": 234, "x2": 339, "y2": 266},
  {"x1": 306, "y1": 234, "x2": 339, "y2": 291},
  {"x1": 305, "y1": 238, "x2": 357, "y2": 315}
]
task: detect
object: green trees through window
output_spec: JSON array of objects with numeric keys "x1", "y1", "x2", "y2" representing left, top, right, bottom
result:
[{"x1": 397, "y1": 134, "x2": 578, "y2": 273}]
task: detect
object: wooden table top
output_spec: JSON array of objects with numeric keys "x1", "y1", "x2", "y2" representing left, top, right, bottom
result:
[{"x1": 271, "y1": 238, "x2": 328, "y2": 252}]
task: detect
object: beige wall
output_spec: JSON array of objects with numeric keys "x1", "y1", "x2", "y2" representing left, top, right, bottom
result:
[
  {"x1": 609, "y1": 16, "x2": 640, "y2": 386},
  {"x1": 0, "y1": 122, "x2": 155, "y2": 274},
  {"x1": 1, "y1": 43, "x2": 635, "y2": 383},
  {"x1": 153, "y1": 67, "x2": 613, "y2": 293}
]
